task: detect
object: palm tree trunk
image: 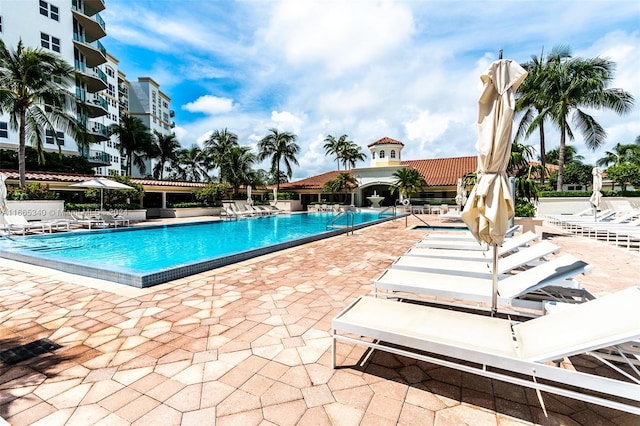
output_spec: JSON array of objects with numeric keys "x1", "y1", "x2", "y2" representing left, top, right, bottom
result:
[
  {"x1": 18, "y1": 110, "x2": 26, "y2": 187},
  {"x1": 557, "y1": 127, "x2": 566, "y2": 191},
  {"x1": 538, "y1": 120, "x2": 546, "y2": 187}
]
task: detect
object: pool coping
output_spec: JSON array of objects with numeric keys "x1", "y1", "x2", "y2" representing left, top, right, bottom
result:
[{"x1": 0, "y1": 214, "x2": 401, "y2": 288}]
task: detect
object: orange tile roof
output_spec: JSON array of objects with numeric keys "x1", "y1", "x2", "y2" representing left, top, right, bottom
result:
[
  {"x1": 0, "y1": 169, "x2": 208, "y2": 188},
  {"x1": 279, "y1": 156, "x2": 478, "y2": 190},
  {"x1": 279, "y1": 170, "x2": 347, "y2": 190},
  {"x1": 367, "y1": 137, "x2": 404, "y2": 147},
  {"x1": 403, "y1": 156, "x2": 477, "y2": 186}
]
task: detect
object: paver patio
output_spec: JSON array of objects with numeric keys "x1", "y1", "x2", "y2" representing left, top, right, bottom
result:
[{"x1": 0, "y1": 215, "x2": 638, "y2": 425}]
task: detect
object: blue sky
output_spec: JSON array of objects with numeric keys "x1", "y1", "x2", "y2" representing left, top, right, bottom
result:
[{"x1": 102, "y1": 0, "x2": 640, "y2": 180}]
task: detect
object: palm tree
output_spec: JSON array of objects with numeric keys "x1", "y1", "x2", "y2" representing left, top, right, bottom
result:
[
  {"x1": 546, "y1": 145, "x2": 584, "y2": 165},
  {"x1": 323, "y1": 134, "x2": 350, "y2": 170},
  {"x1": 389, "y1": 167, "x2": 427, "y2": 200},
  {"x1": 544, "y1": 55, "x2": 634, "y2": 190},
  {"x1": 175, "y1": 145, "x2": 212, "y2": 182},
  {"x1": 109, "y1": 114, "x2": 154, "y2": 176},
  {"x1": 515, "y1": 45, "x2": 571, "y2": 187},
  {"x1": 257, "y1": 128, "x2": 300, "y2": 192},
  {"x1": 225, "y1": 145, "x2": 255, "y2": 196},
  {"x1": 596, "y1": 142, "x2": 640, "y2": 167},
  {"x1": 204, "y1": 128, "x2": 239, "y2": 182},
  {"x1": 152, "y1": 131, "x2": 181, "y2": 179},
  {"x1": 0, "y1": 39, "x2": 90, "y2": 186},
  {"x1": 341, "y1": 142, "x2": 366, "y2": 170},
  {"x1": 323, "y1": 172, "x2": 358, "y2": 203}
]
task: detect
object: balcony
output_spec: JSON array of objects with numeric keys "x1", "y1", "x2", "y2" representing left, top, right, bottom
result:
[
  {"x1": 170, "y1": 121, "x2": 176, "y2": 128},
  {"x1": 74, "y1": 60, "x2": 107, "y2": 93},
  {"x1": 71, "y1": 8, "x2": 106, "y2": 42},
  {"x1": 169, "y1": 110, "x2": 175, "y2": 118},
  {"x1": 73, "y1": 0, "x2": 105, "y2": 15},
  {"x1": 81, "y1": 149, "x2": 111, "y2": 166},
  {"x1": 76, "y1": 88, "x2": 108, "y2": 118},
  {"x1": 88, "y1": 120, "x2": 109, "y2": 142},
  {"x1": 73, "y1": 33, "x2": 107, "y2": 67}
]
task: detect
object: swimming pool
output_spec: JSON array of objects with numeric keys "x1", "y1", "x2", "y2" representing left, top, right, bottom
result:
[{"x1": 0, "y1": 211, "x2": 395, "y2": 288}]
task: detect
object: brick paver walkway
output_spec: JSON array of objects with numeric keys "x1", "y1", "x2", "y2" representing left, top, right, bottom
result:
[{"x1": 0, "y1": 215, "x2": 638, "y2": 425}]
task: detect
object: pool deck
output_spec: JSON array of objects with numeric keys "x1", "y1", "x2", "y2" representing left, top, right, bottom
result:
[{"x1": 0, "y1": 214, "x2": 638, "y2": 425}]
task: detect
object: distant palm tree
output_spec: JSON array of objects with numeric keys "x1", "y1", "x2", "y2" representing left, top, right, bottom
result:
[
  {"x1": 546, "y1": 145, "x2": 584, "y2": 165},
  {"x1": 389, "y1": 167, "x2": 427, "y2": 200},
  {"x1": 175, "y1": 145, "x2": 212, "y2": 182},
  {"x1": 225, "y1": 145, "x2": 255, "y2": 196},
  {"x1": 257, "y1": 128, "x2": 300, "y2": 192},
  {"x1": 515, "y1": 45, "x2": 571, "y2": 187},
  {"x1": 341, "y1": 142, "x2": 366, "y2": 170},
  {"x1": 543, "y1": 55, "x2": 634, "y2": 190},
  {"x1": 323, "y1": 172, "x2": 358, "y2": 203},
  {"x1": 205, "y1": 128, "x2": 239, "y2": 182},
  {"x1": 323, "y1": 134, "x2": 350, "y2": 170},
  {"x1": 109, "y1": 114, "x2": 154, "y2": 176},
  {"x1": 152, "y1": 131, "x2": 181, "y2": 179},
  {"x1": 0, "y1": 39, "x2": 89, "y2": 186},
  {"x1": 596, "y1": 142, "x2": 640, "y2": 167}
]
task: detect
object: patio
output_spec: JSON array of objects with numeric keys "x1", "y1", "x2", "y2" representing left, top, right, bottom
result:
[{"x1": 0, "y1": 215, "x2": 638, "y2": 425}]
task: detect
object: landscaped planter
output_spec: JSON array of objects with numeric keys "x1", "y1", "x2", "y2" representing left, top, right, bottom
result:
[
  {"x1": 159, "y1": 207, "x2": 220, "y2": 218},
  {"x1": 273, "y1": 200, "x2": 302, "y2": 212}
]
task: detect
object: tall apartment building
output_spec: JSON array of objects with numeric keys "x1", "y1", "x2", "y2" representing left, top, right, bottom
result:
[
  {"x1": 0, "y1": 0, "x2": 174, "y2": 178},
  {"x1": 127, "y1": 77, "x2": 175, "y2": 177}
]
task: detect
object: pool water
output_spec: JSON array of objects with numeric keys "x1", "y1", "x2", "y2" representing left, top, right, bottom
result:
[{"x1": 0, "y1": 211, "x2": 390, "y2": 287}]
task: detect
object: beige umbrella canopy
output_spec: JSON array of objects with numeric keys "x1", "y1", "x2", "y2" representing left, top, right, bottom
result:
[
  {"x1": 0, "y1": 173, "x2": 8, "y2": 214},
  {"x1": 70, "y1": 177, "x2": 133, "y2": 211},
  {"x1": 589, "y1": 167, "x2": 603, "y2": 220},
  {"x1": 462, "y1": 59, "x2": 527, "y2": 245},
  {"x1": 461, "y1": 58, "x2": 527, "y2": 314}
]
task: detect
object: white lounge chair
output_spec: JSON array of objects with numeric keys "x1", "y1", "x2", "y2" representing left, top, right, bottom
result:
[
  {"x1": 101, "y1": 213, "x2": 129, "y2": 227},
  {"x1": 375, "y1": 254, "x2": 594, "y2": 315},
  {"x1": 391, "y1": 240, "x2": 561, "y2": 278},
  {"x1": 332, "y1": 287, "x2": 640, "y2": 415},
  {"x1": 405, "y1": 231, "x2": 540, "y2": 261},
  {"x1": 3, "y1": 215, "x2": 52, "y2": 235},
  {"x1": 70, "y1": 212, "x2": 106, "y2": 229}
]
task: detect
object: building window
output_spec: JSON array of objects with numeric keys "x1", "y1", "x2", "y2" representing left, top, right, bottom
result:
[
  {"x1": 0, "y1": 16, "x2": 3, "y2": 33},
  {"x1": 390, "y1": 150, "x2": 396, "y2": 159},
  {"x1": 105, "y1": 67, "x2": 115, "y2": 78},
  {"x1": 163, "y1": 101, "x2": 168, "y2": 109},
  {"x1": 379, "y1": 150, "x2": 385, "y2": 159},
  {"x1": 371, "y1": 151, "x2": 375, "y2": 160},
  {"x1": 40, "y1": 1, "x2": 59, "y2": 21},
  {"x1": 0, "y1": 122, "x2": 8, "y2": 138},
  {"x1": 45, "y1": 130, "x2": 64, "y2": 145},
  {"x1": 107, "y1": 83, "x2": 115, "y2": 97},
  {"x1": 41, "y1": 33, "x2": 60, "y2": 53}
]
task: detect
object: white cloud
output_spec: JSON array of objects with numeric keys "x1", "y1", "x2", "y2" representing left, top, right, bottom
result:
[
  {"x1": 259, "y1": 0, "x2": 415, "y2": 75},
  {"x1": 270, "y1": 111, "x2": 305, "y2": 134},
  {"x1": 182, "y1": 96, "x2": 236, "y2": 115}
]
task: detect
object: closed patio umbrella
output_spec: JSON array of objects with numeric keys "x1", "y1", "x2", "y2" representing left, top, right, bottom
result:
[
  {"x1": 589, "y1": 167, "x2": 603, "y2": 220},
  {"x1": 455, "y1": 177, "x2": 467, "y2": 211},
  {"x1": 70, "y1": 177, "x2": 133, "y2": 212},
  {"x1": 461, "y1": 58, "x2": 527, "y2": 315},
  {"x1": 0, "y1": 173, "x2": 8, "y2": 214},
  {"x1": 247, "y1": 185, "x2": 252, "y2": 205}
]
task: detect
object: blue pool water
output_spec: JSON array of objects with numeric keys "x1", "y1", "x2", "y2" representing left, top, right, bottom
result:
[{"x1": 0, "y1": 211, "x2": 392, "y2": 287}]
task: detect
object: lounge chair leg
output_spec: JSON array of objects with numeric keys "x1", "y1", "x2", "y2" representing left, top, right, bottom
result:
[{"x1": 331, "y1": 332, "x2": 336, "y2": 369}]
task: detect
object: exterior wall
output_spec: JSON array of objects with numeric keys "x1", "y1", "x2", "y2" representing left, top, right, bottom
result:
[
  {"x1": 369, "y1": 144, "x2": 402, "y2": 167},
  {"x1": 0, "y1": 0, "x2": 109, "y2": 160},
  {"x1": 127, "y1": 77, "x2": 173, "y2": 178}
]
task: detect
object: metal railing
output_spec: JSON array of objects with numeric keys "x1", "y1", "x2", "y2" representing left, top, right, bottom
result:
[
  {"x1": 378, "y1": 205, "x2": 396, "y2": 219},
  {"x1": 326, "y1": 210, "x2": 356, "y2": 235}
]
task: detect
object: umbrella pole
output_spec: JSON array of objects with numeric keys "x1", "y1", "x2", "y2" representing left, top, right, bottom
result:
[
  {"x1": 491, "y1": 243, "x2": 498, "y2": 317},
  {"x1": 100, "y1": 189, "x2": 104, "y2": 213}
]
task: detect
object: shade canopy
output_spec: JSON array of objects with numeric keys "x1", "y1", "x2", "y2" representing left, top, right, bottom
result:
[
  {"x1": 461, "y1": 59, "x2": 527, "y2": 246},
  {"x1": 70, "y1": 177, "x2": 134, "y2": 211}
]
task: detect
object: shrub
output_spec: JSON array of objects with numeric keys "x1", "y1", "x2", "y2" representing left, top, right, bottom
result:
[
  {"x1": 8, "y1": 182, "x2": 56, "y2": 200},
  {"x1": 194, "y1": 183, "x2": 227, "y2": 205},
  {"x1": 515, "y1": 198, "x2": 536, "y2": 217}
]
